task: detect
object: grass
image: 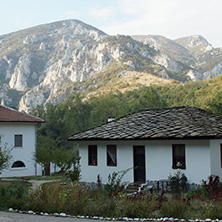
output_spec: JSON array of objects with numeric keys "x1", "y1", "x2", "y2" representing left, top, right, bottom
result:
[{"x1": 0, "y1": 180, "x2": 32, "y2": 210}]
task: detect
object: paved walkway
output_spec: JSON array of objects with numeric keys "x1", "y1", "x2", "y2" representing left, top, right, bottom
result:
[{"x1": 0, "y1": 211, "x2": 107, "y2": 222}]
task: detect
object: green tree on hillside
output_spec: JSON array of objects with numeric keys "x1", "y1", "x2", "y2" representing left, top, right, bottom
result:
[
  {"x1": 134, "y1": 86, "x2": 167, "y2": 110},
  {"x1": 31, "y1": 104, "x2": 73, "y2": 175},
  {"x1": 207, "y1": 91, "x2": 222, "y2": 116},
  {"x1": 90, "y1": 93, "x2": 128, "y2": 125},
  {"x1": 0, "y1": 136, "x2": 13, "y2": 173},
  {"x1": 62, "y1": 94, "x2": 92, "y2": 135}
]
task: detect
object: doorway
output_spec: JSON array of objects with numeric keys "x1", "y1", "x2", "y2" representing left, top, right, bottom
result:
[{"x1": 133, "y1": 146, "x2": 146, "y2": 183}]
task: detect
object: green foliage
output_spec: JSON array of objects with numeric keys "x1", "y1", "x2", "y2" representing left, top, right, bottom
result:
[
  {"x1": 117, "y1": 193, "x2": 158, "y2": 218},
  {"x1": 62, "y1": 94, "x2": 93, "y2": 134},
  {"x1": 206, "y1": 91, "x2": 222, "y2": 116},
  {"x1": 90, "y1": 93, "x2": 127, "y2": 125},
  {"x1": 66, "y1": 158, "x2": 81, "y2": 182},
  {"x1": 27, "y1": 182, "x2": 90, "y2": 214},
  {"x1": 0, "y1": 136, "x2": 13, "y2": 172},
  {"x1": 31, "y1": 103, "x2": 79, "y2": 174},
  {"x1": 104, "y1": 168, "x2": 132, "y2": 195},
  {"x1": 0, "y1": 180, "x2": 31, "y2": 210},
  {"x1": 204, "y1": 201, "x2": 222, "y2": 219},
  {"x1": 1, "y1": 179, "x2": 222, "y2": 219},
  {"x1": 187, "y1": 187, "x2": 208, "y2": 200},
  {"x1": 134, "y1": 86, "x2": 167, "y2": 110},
  {"x1": 168, "y1": 170, "x2": 187, "y2": 196},
  {"x1": 52, "y1": 147, "x2": 74, "y2": 173},
  {"x1": 160, "y1": 198, "x2": 188, "y2": 219}
]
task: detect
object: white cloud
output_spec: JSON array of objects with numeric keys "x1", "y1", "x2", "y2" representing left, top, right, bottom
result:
[
  {"x1": 89, "y1": 6, "x2": 116, "y2": 21},
  {"x1": 98, "y1": 0, "x2": 222, "y2": 47},
  {"x1": 64, "y1": 10, "x2": 81, "y2": 18}
]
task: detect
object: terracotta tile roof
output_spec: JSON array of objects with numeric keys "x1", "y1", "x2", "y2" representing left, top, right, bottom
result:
[
  {"x1": 0, "y1": 105, "x2": 45, "y2": 123},
  {"x1": 68, "y1": 106, "x2": 222, "y2": 141}
]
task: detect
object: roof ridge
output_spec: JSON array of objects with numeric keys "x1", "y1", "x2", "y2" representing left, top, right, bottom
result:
[{"x1": 0, "y1": 105, "x2": 45, "y2": 123}]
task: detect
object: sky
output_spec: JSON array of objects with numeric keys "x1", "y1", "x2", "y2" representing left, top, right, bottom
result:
[{"x1": 0, "y1": 0, "x2": 221, "y2": 47}]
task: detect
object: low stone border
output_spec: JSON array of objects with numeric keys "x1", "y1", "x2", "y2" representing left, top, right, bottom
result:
[{"x1": 8, "y1": 208, "x2": 222, "y2": 222}]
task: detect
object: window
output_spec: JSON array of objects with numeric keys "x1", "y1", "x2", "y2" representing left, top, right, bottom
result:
[
  {"x1": 221, "y1": 144, "x2": 222, "y2": 168},
  {"x1": 11, "y1": 161, "x2": 25, "y2": 168},
  {"x1": 172, "y1": 144, "x2": 186, "y2": 169},
  {"x1": 107, "y1": 145, "x2": 117, "y2": 166},
  {"x1": 88, "y1": 145, "x2": 97, "y2": 166},
  {"x1": 14, "y1": 135, "x2": 22, "y2": 147}
]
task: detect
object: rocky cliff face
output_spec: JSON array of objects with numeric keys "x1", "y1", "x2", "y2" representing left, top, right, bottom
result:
[{"x1": 0, "y1": 20, "x2": 221, "y2": 112}]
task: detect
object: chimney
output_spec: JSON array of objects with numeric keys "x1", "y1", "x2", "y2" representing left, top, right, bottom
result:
[{"x1": 108, "y1": 117, "x2": 115, "y2": 122}]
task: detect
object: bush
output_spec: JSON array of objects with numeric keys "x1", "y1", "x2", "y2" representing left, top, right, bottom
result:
[
  {"x1": 104, "y1": 169, "x2": 130, "y2": 195},
  {"x1": 203, "y1": 201, "x2": 222, "y2": 219},
  {"x1": 202, "y1": 175, "x2": 222, "y2": 200},
  {"x1": 117, "y1": 193, "x2": 158, "y2": 218},
  {"x1": 0, "y1": 181, "x2": 30, "y2": 210},
  {"x1": 187, "y1": 187, "x2": 208, "y2": 200},
  {"x1": 160, "y1": 198, "x2": 188, "y2": 219},
  {"x1": 27, "y1": 182, "x2": 90, "y2": 214},
  {"x1": 168, "y1": 169, "x2": 187, "y2": 196},
  {"x1": 66, "y1": 163, "x2": 81, "y2": 182}
]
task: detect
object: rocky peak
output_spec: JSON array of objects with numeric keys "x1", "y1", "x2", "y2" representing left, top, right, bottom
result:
[{"x1": 175, "y1": 35, "x2": 213, "y2": 57}]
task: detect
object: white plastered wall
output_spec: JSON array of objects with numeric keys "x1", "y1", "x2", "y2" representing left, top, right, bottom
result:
[
  {"x1": 79, "y1": 141, "x2": 134, "y2": 184},
  {"x1": 146, "y1": 140, "x2": 210, "y2": 184},
  {"x1": 0, "y1": 123, "x2": 42, "y2": 177},
  {"x1": 79, "y1": 139, "x2": 212, "y2": 184},
  {"x1": 210, "y1": 139, "x2": 222, "y2": 181}
]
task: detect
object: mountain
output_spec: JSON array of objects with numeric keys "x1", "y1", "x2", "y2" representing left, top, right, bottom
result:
[
  {"x1": 0, "y1": 19, "x2": 221, "y2": 112},
  {"x1": 132, "y1": 34, "x2": 222, "y2": 80}
]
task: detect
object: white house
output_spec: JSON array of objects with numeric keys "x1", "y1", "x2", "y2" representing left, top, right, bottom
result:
[
  {"x1": 0, "y1": 105, "x2": 45, "y2": 177},
  {"x1": 68, "y1": 106, "x2": 222, "y2": 185}
]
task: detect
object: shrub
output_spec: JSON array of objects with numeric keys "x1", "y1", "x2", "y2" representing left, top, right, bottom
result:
[
  {"x1": 118, "y1": 193, "x2": 158, "y2": 218},
  {"x1": 202, "y1": 175, "x2": 222, "y2": 200},
  {"x1": 187, "y1": 187, "x2": 208, "y2": 200},
  {"x1": 83, "y1": 198, "x2": 118, "y2": 217},
  {"x1": 168, "y1": 169, "x2": 187, "y2": 196},
  {"x1": 204, "y1": 201, "x2": 222, "y2": 219},
  {"x1": 104, "y1": 168, "x2": 132, "y2": 195},
  {"x1": 27, "y1": 182, "x2": 90, "y2": 214},
  {"x1": 160, "y1": 198, "x2": 188, "y2": 219}
]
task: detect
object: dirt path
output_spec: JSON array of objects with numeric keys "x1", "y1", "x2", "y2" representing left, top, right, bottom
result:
[
  {"x1": 29, "y1": 180, "x2": 61, "y2": 191},
  {"x1": 1, "y1": 178, "x2": 62, "y2": 191}
]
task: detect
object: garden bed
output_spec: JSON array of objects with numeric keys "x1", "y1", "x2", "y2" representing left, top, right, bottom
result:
[{"x1": 1, "y1": 175, "x2": 222, "y2": 220}]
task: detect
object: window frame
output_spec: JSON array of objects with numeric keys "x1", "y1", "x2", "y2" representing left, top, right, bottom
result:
[
  {"x1": 172, "y1": 144, "x2": 186, "y2": 169},
  {"x1": 11, "y1": 161, "x2": 26, "y2": 168},
  {"x1": 14, "y1": 134, "x2": 23, "y2": 147},
  {"x1": 88, "y1": 145, "x2": 97, "y2": 166},
  {"x1": 220, "y1": 144, "x2": 222, "y2": 168},
  {"x1": 107, "y1": 145, "x2": 117, "y2": 167}
]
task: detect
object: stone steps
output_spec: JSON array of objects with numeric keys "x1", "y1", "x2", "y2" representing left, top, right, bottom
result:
[{"x1": 124, "y1": 182, "x2": 141, "y2": 194}]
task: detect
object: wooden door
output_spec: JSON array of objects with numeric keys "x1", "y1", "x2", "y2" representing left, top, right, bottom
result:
[{"x1": 133, "y1": 146, "x2": 146, "y2": 183}]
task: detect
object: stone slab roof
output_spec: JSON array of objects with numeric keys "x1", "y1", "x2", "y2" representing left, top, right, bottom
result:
[
  {"x1": 68, "y1": 106, "x2": 222, "y2": 141},
  {"x1": 0, "y1": 105, "x2": 45, "y2": 123}
]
